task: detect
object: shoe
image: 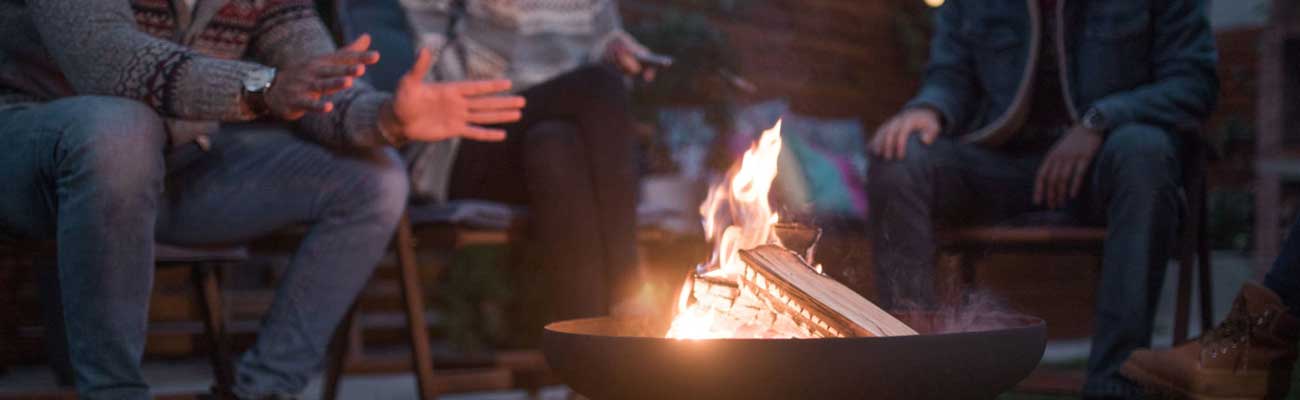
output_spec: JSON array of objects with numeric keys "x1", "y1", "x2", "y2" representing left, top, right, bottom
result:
[{"x1": 1121, "y1": 283, "x2": 1299, "y2": 399}]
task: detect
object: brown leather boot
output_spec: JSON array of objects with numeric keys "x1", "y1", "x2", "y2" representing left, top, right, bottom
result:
[{"x1": 1121, "y1": 283, "x2": 1299, "y2": 399}]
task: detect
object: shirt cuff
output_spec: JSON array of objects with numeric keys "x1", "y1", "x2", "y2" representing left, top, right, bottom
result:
[{"x1": 345, "y1": 91, "x2": 398, "y2": 147}]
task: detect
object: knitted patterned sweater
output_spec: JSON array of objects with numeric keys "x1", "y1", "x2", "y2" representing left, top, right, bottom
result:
[{"x1": 0, "y1": 0, "x2": 393, "y2": 149}]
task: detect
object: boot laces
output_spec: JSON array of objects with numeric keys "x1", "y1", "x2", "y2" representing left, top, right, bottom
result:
[{"x1": 1200, "y1": 300, "x2": 1256, "y2": 356}]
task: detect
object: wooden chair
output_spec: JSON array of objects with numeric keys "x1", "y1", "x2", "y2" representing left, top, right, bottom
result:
[
  {"x1": 938, "y1": 137, "x2": 1217, "y2": 394},
  {"x1": 939, "y1": 136, "x2": 1216, "y2": 345},
  {"x1": 0, "y1": 238, "x2": 248, "y2": 398},
  {"x1": 320, "y1": 203, "x2": 550, "y2": 400}
]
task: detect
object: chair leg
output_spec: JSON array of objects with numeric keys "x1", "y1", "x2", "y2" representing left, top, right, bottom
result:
[
  {"x1": 191, "y1": 262, "x2": 235, "y2": 398},
  {"x1": 321, "y1": 305, "x2": 357, "y2": 400},
  {"x1": 1174, "y1": 253, "x2": 1194, "y2": 344},
  {"x1": 396, "y1": 215, "x2": 438, "y2": 399},
  {"x1": 0, "y1": 254, "x2": 19, "y2": 376},
  {"x1": 1196, "y1": 179, "x2": 1215, "y2": 334}
]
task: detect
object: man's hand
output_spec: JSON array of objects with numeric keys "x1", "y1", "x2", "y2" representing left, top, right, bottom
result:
[
  {"x1": 870, "y1": 107, "x2": 943, "y2": 160},
  {"x1": 1034, "y1": 125, "x2": 1104, "y2": 209},
  {"x1": 382, "y1": 48, "x2": 526, "y2": 143},
  {"x1": 265, "y1": 34, "x2": 379, "y2": 120}
]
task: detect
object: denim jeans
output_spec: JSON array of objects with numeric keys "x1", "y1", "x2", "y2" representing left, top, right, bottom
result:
[
  {"x1": 867, "y1": 124, "x2": 1183, "y2": 399},
  {"x1": 0, "y1": 96, "x2": 408, "y2": 399},
  {"x1": 1265, "y1": 215, "x2": 1300, "y2": 317}
]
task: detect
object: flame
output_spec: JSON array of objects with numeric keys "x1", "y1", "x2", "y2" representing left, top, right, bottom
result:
[
  {"x1": 667, "y1": 121, "x2": 790, "y2": 339},
  {"x1": 700, "y1": 120, "x2": 783, "y2": 279}
]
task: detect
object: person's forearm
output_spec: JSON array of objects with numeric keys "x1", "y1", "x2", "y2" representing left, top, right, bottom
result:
[
  {"x1": 378, "y1": 98, "x2": 408, "y2": 146},
  {"x1": 1089, "y1": 74, "x2": 1217, "y2": 132},
  {"x1": 30, "y1": 0, "x2": 264, "y2": 121},
  {"x1": 251, "y1": 1, "x2": 397, "y2": 148},
  {"x1": 295, "y1": 86, "x2": 398, "y2": 148},
  {"x1": 1087, "y1": 0, "x2": 1218, "y2": 131}
]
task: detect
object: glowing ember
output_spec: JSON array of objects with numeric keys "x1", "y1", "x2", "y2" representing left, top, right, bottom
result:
[{"x1": 666, "y1": 121, "x2": 817, "y2": 340}]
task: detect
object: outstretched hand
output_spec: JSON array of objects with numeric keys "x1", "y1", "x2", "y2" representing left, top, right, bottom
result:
[
  {"x1": 382, "y1": 48, "x2": 526, "y2": 143},
  {"x1": 266, "y1": 34, "x2": 379, "y2": 120}
]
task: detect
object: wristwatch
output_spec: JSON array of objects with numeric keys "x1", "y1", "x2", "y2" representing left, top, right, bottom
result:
[
  {"x1": 241, "y1": 67, "x2": 277, "y2": 116},
  {"x1": 1080, "y1": 107, "x2": 1111, "y2": 133}
]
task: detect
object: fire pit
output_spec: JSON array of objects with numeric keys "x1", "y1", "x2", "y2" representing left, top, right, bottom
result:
[
  {"x1": 543, "y1": 313, "x2": 1046, "y2": 400},
  {"x1": 541, "y1": 121, "x2": 1045, "y2": 399}
]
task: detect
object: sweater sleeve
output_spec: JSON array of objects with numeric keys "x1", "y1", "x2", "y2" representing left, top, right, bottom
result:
[
  {"x1": 248, "y1": 0, "x2": 395, "y2": 148},
  {"x1": 28, "y1": 0, "x2": 264, "y2": 121},
  {"x1": 586, "y1": 0, "x2": 647, "y2": 64}
]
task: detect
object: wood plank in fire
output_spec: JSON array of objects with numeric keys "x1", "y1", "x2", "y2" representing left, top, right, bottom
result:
[{"x1": 738, "y1": 245, "x2": 918, "y2": 337}]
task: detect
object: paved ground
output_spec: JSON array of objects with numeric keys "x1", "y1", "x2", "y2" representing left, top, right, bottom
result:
[
  {"x1": 1042, "y1": 251, "x2": 1258, "y2": 364},
  {"x1": 0, "y1": 251, "x2": 1290, "y2": 399}
]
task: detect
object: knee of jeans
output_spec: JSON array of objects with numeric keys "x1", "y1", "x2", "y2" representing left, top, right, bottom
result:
[
  {"x1": 337, "y1": 149, "x2": 409, "y2": 222},
  {"x1": 1099, "y1": 123, "x2": 1180, "y2": 186},
  {"x1": 867, "y1": 135, "x2": 934, "y2": 190},
  {"x1": 52, "y1": 96, "x2": 167, "y2": 196}
]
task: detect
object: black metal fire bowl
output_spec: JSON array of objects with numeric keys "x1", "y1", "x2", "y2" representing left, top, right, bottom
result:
[{"x1": 543, "y1": 312, "x2": 1046, "y2": 400}]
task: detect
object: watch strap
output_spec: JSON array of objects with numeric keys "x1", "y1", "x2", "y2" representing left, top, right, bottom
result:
[{"x1": 246, "y1": 90, "x2": 269, "y2": 116}]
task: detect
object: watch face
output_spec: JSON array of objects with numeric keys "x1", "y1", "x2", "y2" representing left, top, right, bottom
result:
[
  {"x1": 244, "y1": 68, "x2": 275, "y2": 93},
  {"x1": 1085, "y1": 110, "x2": 1106, "y2": 129}
]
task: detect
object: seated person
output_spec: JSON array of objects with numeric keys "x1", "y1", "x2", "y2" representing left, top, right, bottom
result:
[
  {"x1": 0, "y1": 0, "x2": 522, "y2": 398},
  {"x1": 392, "y1": 0, "x2": 653, "y2": 320},
  {"x1": 865, "y1": 0, "x2": 1217, "y2": 398},
  {"x1": 1121, "y1": 215, "x2": 1299, "y2": 399}
]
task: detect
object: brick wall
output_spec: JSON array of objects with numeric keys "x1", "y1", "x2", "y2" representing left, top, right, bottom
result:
[{"x1": 621, "y1": 0, "x2": 925, "y2": 129}]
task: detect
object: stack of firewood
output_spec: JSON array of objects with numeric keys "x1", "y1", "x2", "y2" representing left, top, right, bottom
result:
[
  {"x1": 675, "y1": 224, "x2": 917, "y2": 339},
  {"x1": 685, "y1": 273, "x2": 818, "y2": 338}
]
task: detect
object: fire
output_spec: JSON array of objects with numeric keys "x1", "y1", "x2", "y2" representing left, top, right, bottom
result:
[
  {"x1": 666, "y1": 121, "x2": 815, "y2": 340},
  {"x1": 704, "y1": 120, "x2": 782, "y2": 277}
]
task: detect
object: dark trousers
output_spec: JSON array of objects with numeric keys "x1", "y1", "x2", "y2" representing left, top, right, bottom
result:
[
  {"x1": 1265, "y1": 215, "x2": 1300, "y2": 316},
  {"x1": 867, "y1": 124, "x2": 1184, "y2": 398},
  {"x1": 448, "y1": 66, "x2": 638, "y2": 321}
]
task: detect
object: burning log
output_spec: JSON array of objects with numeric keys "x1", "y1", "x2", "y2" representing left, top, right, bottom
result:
[
  {"x1": 739, "y1": 245, "x2": 918, "y2": 337},
  {"x1": 664, "y1": 120, "x2": 915, "y2": 339},
  {"x1": 674, "y1": 271, "x2": 817, "y2": 339}
]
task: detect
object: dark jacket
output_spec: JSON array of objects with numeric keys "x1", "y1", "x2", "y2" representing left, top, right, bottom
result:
[{"x1": 906, "y1": 0, "x2": 1218, "y2": 146}]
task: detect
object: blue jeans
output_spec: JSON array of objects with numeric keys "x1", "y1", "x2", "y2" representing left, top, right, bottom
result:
[
  {"x1": 0, "y1": 96, "x2": 408, "y2": 399},
  {"x1": 867, "y1": 124, "x2": 1184, "y2": 399}
]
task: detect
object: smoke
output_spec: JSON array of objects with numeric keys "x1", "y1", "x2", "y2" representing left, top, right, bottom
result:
[
  {"x1": 929, "y1": 289, "x2": 1021, "y2": 334},
  {"x1": 883, "y1": 260, "x2": 1026, "y2": 334}
]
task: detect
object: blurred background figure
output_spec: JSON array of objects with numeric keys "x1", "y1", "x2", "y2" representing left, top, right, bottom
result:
[
  {"x1": 866, "y1": 0, "x2": 1217, "y2": 398},
  {"x1": 353, "y1": 0, "x2": 659, "y2": 323}
]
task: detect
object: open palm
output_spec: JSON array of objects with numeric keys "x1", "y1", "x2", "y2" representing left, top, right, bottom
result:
[{"x1": 391, "y1": 48, "x2": 525, "y2": 142}]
